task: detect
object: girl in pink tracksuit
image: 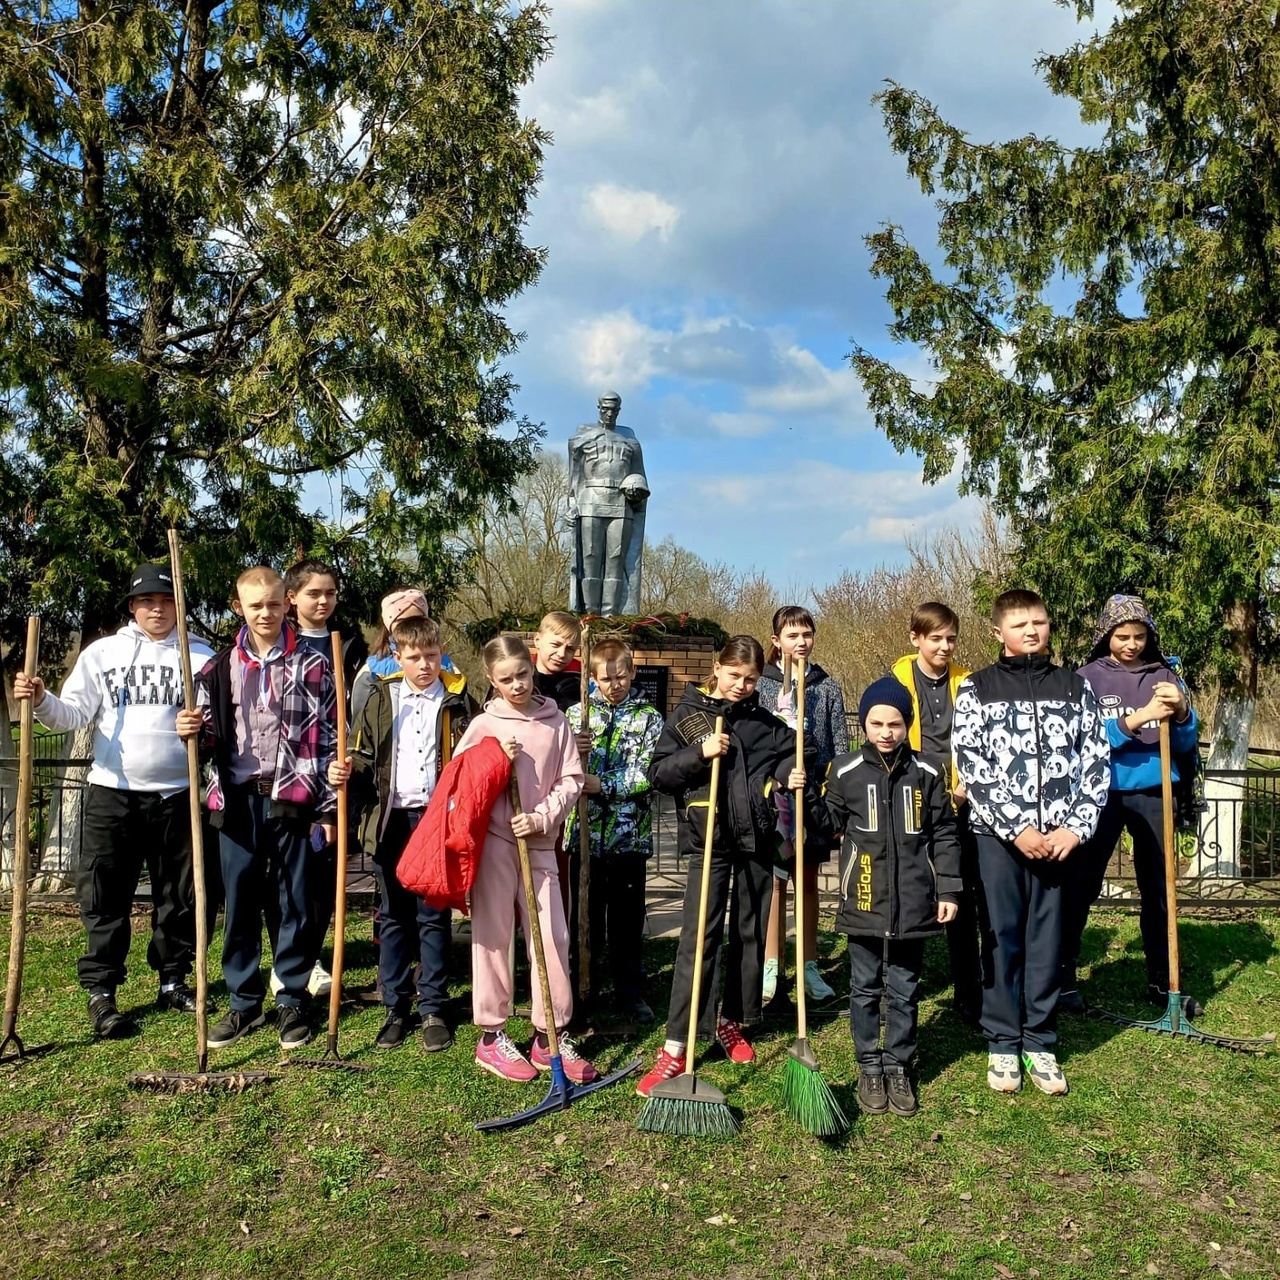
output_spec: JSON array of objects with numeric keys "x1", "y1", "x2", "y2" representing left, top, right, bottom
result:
[{"x1": 454, "y1": 634, "x2": 599, "y2": 1085}]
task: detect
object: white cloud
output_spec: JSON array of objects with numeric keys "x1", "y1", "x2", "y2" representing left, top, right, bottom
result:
[
  {"x1": 572, "y1": 310, "x2": 658, "y2": 390},
  {"x1": 696, "y1": 456, "x2": 982, "y2": 548},
  {"x1": 583, "y1": 183, "x2": 681, "y2": 244}
]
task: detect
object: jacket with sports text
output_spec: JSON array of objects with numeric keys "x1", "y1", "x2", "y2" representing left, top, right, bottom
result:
[{"x1": 825, "y1": 744, "x2": 962, "y2": 939}]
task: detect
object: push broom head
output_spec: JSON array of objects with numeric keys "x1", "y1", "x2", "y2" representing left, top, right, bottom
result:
[
  {"x1": 781, "y1": 1039, "x2": 849, "y2": 1139},
  {"x1": 637, "y1": 1073, "x2": 739, "y2": 1137}
]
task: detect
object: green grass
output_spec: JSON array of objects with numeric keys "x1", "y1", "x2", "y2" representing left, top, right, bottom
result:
[{"x1": 1, "y1": 907, "x2": 1279, "y2": 1278}]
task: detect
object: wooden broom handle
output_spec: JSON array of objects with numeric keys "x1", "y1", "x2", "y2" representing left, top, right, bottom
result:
[
  {"x1": 683, "y1": 716, "x2": 724, "y2": 1074},
  {"x1": 794, "y1": 662, "x2": 807, "y2": 1039},
  {"x1": 2, "y1": 616, "x2": 40, "y2": 1040},
  {"x1": 167, "y1": 529, "x2": 209, "y2": 1071},
  {"x1": 576, "y1": 628, "x2": 591, "y2": 1003},
  {"x1": 327, "y1": 632, "x2": 348, "y2": 1052},
  {"x1": 509, "y1": 775, "x2": 560, "y2": 1057},
  {"x1": 1159, "y1": 720, "x2": 1180, "y2": 993}
]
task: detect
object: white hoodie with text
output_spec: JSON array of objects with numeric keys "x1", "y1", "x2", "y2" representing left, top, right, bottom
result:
[{"x1": 34, "y1": 623, "x2": 215, "y2": 794}]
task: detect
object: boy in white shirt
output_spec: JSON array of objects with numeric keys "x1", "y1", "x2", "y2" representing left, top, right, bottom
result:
[
  {"x1": 329, "y1": 616, "x2": 478, "y2": 1051},
  {"x1": 13, "y1": 564, "x2": 214, "y2": 1038}
]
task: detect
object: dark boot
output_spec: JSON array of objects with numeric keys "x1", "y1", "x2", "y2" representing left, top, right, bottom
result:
[{"x1": 88, "y1": 992, "x2": 135, "y2": 1039}]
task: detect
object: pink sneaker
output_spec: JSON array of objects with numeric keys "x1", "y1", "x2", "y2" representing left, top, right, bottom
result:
[
  {"x1": 475, "y1": 1030, "x2": 538, "y2": 1082},
  {"x1": 716, "y1": 1017, "x2": 755, "y2": 1064},
  {"x1": 530, "y1": 1034, "x2": 600, "y2": 1084}
]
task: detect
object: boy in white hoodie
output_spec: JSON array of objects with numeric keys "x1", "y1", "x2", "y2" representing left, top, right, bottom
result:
[{"x1": 13, "y1": 564, "x2": 214, "y2": 1037}]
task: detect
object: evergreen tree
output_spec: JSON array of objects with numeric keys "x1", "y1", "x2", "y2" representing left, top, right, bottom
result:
[
  {"x1": 0, "y1": 0, "x2": 549, "y2": 654},
  {"x1": 853, "y1": 0, "x2": 1280, "y2": 765}
]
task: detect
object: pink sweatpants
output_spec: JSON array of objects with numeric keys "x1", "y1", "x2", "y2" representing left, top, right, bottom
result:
[{"x1": 471, "y1": 834, "x2": 573, "y2": 1034}]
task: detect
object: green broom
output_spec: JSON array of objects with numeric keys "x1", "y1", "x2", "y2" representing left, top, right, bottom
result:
[
  {"x1": 780, "y1": 662, "x2": 848, "y2": 1137},
  {"x1": 637, "y1": 716, "x2": 738, "y2": 1137}
]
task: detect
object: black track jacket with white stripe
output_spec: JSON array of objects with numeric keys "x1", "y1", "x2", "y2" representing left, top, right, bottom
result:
[{"x1": 825, "y1": 743, "x2": 962, "y2": 940}]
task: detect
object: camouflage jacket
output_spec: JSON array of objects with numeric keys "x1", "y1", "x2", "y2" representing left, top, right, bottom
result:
[{"x1": 565, "y1": 688, "x2": 664, "y2": 859}]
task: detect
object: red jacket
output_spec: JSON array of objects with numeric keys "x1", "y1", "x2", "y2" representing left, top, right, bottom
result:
[{"x1": 396, "y1": 735, "x2": 511, "y2": 914}]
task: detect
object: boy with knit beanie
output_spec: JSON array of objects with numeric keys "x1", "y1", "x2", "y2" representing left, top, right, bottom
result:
[{"x1": 825, "y1": 676, "x2": 962, "y2": 1117}]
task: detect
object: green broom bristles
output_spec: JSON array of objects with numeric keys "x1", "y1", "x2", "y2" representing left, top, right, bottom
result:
[
  {"x1": 781, "y1": 1052, "x2": 848, "y2": 1138},
  {"x1": 637, "y1": 1093, "x2": 740, "y2": 1137}
]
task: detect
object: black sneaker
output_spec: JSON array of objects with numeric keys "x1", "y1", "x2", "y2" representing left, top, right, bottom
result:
[
  {"x1": 885, "y1": 1068, "x2": 918, "y2": 1116},
  {"x1": 276, "y1": 1005, "x2": 312, "y2": 1050},
  {"x1": 375, "y1": 1011, "x2": 413, "y2": 1050},
  {"x1": 1147, "y1": 985, "x2": 1204, "y2": 1020},
  {"x1": 157, "y1": 982, "x2": 200, "y2": 1014},
  {"x1": 1057, "y1": 987, "x2": 1086, "y2": 1015},
  {"x1": 421, "y1": 1014, "x2": 453, "y2": 1052},
  {"x1": 624, "y1": 998, "x2": 656, "y2": 1025},
  {"x1": 88, "y1": 992, "x2": 136, "y2": 1039},
  {"x1": 207, "y1": 1007, "x2": 265, "y2": 1049},
  {"x1": 858, "y1": 1070, "x2": 888, "y2": 1114}
]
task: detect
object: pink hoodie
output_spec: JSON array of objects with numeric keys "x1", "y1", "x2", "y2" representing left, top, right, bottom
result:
[{"x1": 454, "y1": 694, "x2": 583, "y2": 850}]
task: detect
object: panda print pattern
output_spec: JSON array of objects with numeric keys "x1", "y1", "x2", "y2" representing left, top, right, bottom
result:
[{"x1": 953, "y1": 654, "x2": 1110, "y2": 843}]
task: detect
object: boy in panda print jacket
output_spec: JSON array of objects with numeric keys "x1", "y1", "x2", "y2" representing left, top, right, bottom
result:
[
  {"x1": 952, "y1": 590, "x2": 1109, "y2": 1098},
  {"x1": 826, "y1": 677, "x2": 962, "y2": 1118}
]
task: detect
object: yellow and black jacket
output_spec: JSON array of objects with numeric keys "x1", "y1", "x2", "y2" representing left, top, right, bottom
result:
[
  {"x1": 649, "y1": 682, "x2": 826, "y2": 860},
  {"x1": 825, "y1": 743, "x2": 962, "y2": 940}
]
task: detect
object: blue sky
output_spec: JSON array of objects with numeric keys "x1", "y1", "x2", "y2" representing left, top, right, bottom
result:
[{"x1": 505, "y1": 0, "x2": 1113, "y2": 583}]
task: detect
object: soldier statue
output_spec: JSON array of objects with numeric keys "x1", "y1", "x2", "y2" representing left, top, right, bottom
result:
[{"x1": 567, "y1": 392, "x2": 649, "y2": 616}]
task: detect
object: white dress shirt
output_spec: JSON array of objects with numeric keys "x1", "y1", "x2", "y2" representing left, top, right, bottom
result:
[{"x1": 390, "y1": 678, "x2": 444, "y2": 810}]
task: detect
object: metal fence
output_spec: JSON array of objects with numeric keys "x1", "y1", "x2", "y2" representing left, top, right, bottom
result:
[{"x1": 4, "y1": 736, "x2": 1279, "y2": 908}]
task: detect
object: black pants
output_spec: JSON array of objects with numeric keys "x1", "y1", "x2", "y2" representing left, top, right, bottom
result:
[
  {"x1": 1062, "y1": 789, "x2": 1168, "y2": 989},
  {"x1": 375, "y1": 809, "x2": 450, "y2": 1018},
  {"x1": 976, "y1": 834, "x2": 1063, "y2": 1054},
  {"x1": 218, "y1": 790, "x2": 314, "y2": 1012},
  {"x1": 847, "y1": 935, "x2": 926, "y2": 1071},
  {"x1": 587, "y1": 853, "x2": 648, "y2": 1004},
  {"x1": 264, "y1": 839, "x2": 335, "y2": 965},
  {"x1": 76, "y1": 784, "x2": 195, "y2": 994},
  {"x1": 945, "y1": 815, "x2": 984, "y2": 1012},
  {"x1": 665, "y1": 846, "x2": 771, "y2": 1044}
]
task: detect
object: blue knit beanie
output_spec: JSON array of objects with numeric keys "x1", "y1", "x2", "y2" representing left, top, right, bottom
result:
[{"x1": 859, "y1": 676, "x2": 914, "y2": 730}]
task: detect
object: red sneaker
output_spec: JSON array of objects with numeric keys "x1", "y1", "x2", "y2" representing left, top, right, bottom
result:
[
  {"x1": 636, "y1": 1048, "x2": 685, "y2": 1097},
  {"x1": 716, "y1": 1017, "x2": 755, "y2": 1064},
  {"x1": 474, "y1": 1030, "x2": 538, "y2": 1082},
  {"x1": 530, "y1": 1034, "x2": 600, "y2": 1085}
]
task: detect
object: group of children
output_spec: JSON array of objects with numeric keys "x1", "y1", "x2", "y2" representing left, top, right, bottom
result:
[{"x1": 13, "y1": 562, "x2": 1195, "y2": 1112}]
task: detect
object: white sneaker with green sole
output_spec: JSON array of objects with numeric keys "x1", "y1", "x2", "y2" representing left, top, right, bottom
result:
[{"x1": 1021, "y1": 1050, "x2": 1068, "y2": 1095}]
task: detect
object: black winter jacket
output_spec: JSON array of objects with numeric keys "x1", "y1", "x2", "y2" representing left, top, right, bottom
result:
[
  {"x1": 826, "y1": 744, "x2": 962, "y2": 940},
  {"x1": 649, "y1": 683, "x2": 826, "y2": 860}
]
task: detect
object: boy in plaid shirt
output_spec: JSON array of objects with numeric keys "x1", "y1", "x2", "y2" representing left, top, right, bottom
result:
[
  {"x1": 565, "y1": 637, "x2": 664, "y2": 1022},
  {"x1": 195, "y1": 566, "x2": 337, "y2": 1052}
]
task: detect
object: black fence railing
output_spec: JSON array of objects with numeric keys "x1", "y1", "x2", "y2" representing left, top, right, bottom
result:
[{"x1": 4, "y1": 738, "x2": 1279, "y2": 908}]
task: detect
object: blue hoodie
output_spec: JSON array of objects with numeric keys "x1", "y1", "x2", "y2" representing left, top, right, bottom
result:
[{"x1": 1077, "y1": 595, "x2": 1198, "y2": 793}]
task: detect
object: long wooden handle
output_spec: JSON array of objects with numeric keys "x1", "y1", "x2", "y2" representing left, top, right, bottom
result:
[
  {"x1": 167, "y1": 530, "x2": 210, "y2": 1071},
  {"x1": 327, "y1": 631, "x2": 348, "y2": 1052},
  {"x1": 794, "y1": 663, "x2": 807, "y2": 1039},
  {"x1": 684, "y1": 715, "x2": 724, "y2": 1072},
  {"x1": 1159, "y1": 719, "x2": 1180, "y2": 993},
  {"x1": 2, "y1": 616, "x2": 40, "y2": 1040},
  {"x1": 509, "y1": 774, "x2": 560, "y2": 1056},
  {"x1": 576, "y1": 628, "x2": 591, "y2": 1003}
]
